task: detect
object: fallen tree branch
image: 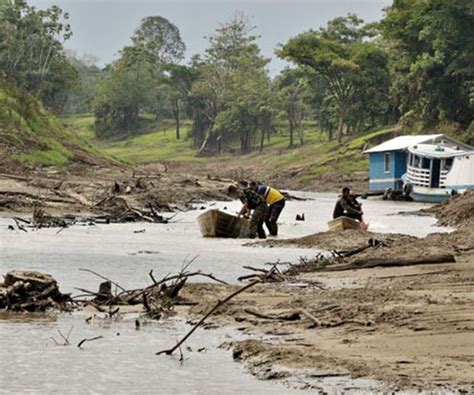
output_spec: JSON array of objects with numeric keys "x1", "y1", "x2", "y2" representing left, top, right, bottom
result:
[
  {"x1": 299, "y1": 309, "x2": 321, "y2": 327},
  {"x1": 317, "y1": 254, "x2": 456, "y2": 272},
  {"x1": 244, "y1": 308, "x2": 301, "y2": 321},
  {"x1": 77, "y1": 336, "x2": 103, "y2": 348},
  {"x1": 78, "y1": 268, "x2": 126, "y2": 292},
  {"x1": 156, "y1": 279, "x2": 261, "y2": 356}
]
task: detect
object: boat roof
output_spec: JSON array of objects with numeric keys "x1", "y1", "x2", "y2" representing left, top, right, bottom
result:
[
  {"x1": 408, "y1": 144, "x2": 474, "y2": 158},
  {"x1": 364, "y1": 134, "x2": 444, "y2": 153}
]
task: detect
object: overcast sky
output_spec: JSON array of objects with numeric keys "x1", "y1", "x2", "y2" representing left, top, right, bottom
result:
[{"x1": 29, "y1": 0, "x2": 392, "y2": 74}]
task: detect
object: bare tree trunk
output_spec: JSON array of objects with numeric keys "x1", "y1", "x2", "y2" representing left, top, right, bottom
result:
[
  {"x1": 337, "y1": 116, "x2": 344, "y2": 143},
  {"x1": 173, "y1": 99, "x2": 180, "y2": 140},
  {"x1": 260, "y1": 127, "x2": 265, "y2": 152},
  {"x1": 289, "y1": 120, "x2": 294, "y2": 147}
]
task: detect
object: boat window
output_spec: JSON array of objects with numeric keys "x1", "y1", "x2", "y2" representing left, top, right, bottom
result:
[
  {"x1": 444, "y1": 158, "x2": 453, "y2": 170},
  {"x1": 422, "y1": 157, "x2": 430, "y2": 169},
  {"x1": 413, "y1": 155, "x2": 420, "y2": 167},
  {"x1": 384, "y1": 152, "x2": 391, "y2": 173}
]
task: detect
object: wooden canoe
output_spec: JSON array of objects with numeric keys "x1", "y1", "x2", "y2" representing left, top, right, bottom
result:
[
  {"x1": 197, "y1": 209, "x2": 250, "y2": 238},
  {"x1": 327, "y1": 216, "x2": 361, "y2": 232}
]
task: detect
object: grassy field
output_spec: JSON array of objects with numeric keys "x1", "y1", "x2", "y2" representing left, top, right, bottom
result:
[
  {"x1": 63, "y1": 114, "x2": 400, "y2": 188},
  {"x1": 0, "y1": 85, "x2": 115, "y2": 168},
  {"x1": 64, "y1": 115, "x2": 200, "y2": 164}
]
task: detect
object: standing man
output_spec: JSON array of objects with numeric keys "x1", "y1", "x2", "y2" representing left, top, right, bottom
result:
[
  {"x1": 228, "y1": 185, "x2": 267, "y2": 239},
  {"x1": 250, "y1": 181, "x2": 286, "y2": 236},
  {"x1": 333, "y1": 187, "x2": 363, "y2": 221}
]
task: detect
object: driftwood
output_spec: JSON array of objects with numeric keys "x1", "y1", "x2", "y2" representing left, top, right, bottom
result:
[
  {"x1": 238, "y1": 264, "x2": 286, "y2": 283},
  {"x1": 77, "y1": 336, "x2": 103, "y2": 348},
  {"x1": 79, "y1": 268, "x2": 126, "y2": 292},
  {"x1": 0, "y1": 271, "x2": 72, "y2": 312},
  {"x1": 156, "y1": 279, "x2": 261, "y2": 356},
  {"x1": 244, "y1": 308, "x2": 301, "y2": 321},
  {"x1": 299, "y1": 309, "x2": 321, "y2": 327},
  {"x1": 316, "y1": 254, "x2": 456, "y2": 272},
  {"x1": 78, "y1": 262, "x2": 227, "y2": 320}
]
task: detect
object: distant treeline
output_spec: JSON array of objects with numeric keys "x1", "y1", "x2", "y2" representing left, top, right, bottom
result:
[{"x1": 1, "y1": 0, "x2": 473, "y2": 154}]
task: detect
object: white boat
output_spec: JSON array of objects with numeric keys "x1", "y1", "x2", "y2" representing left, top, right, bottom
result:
[
  {"x1": 404, "y1": 144, "x2": 474, "y2": 202},
  {"x1": 197, "y1": 209, "x2": 250, "y2": 238}
]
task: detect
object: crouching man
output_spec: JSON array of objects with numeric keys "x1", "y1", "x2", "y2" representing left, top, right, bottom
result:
[
  {"x1": 228, "y1": 185, "x2": 267, "y2": 239},
  {"x1": 250, "y1": 181, "x2": 285, "y2": 236}
]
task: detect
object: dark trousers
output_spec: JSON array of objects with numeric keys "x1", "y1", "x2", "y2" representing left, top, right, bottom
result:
[
  {"x1": 249, "y1": 203, "x2": 267, "y2": 239},
  {"x1": 264, "y1": 199, "x2": 285, "y2": 236}
]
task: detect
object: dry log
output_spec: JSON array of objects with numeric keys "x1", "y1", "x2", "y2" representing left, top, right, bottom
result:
[
  {"x1": 79, "y1": 268, "x2": 125, "y2": 292},
  {"x1": 4, "y1": 271, "x2": 56, "y2": 291},
  {"x1": 93, "y1": 281, "x2": 114, "y2": 303},
  {"x1": 299, "y1": 309, "x2": 321, "y2": 327},
  {"x1": 156, "y1": 279, "x2": 261, "y2": 356},
  {"x1": 77, "y1": 336, "x2": 103, "y2": 348},
  {"x1": 318, "y1": 254, "x2": 456, "y2": 272},
  {"x1": 244, "y1": 308, "x2": 301, "y2": 321}
]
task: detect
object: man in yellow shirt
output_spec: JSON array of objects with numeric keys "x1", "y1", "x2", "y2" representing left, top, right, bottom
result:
[{"x1": 250, "y1": 181, "x2": 286, "y2": 236}]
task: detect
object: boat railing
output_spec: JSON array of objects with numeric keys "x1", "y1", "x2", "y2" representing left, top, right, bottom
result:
[
  {"x1": 439, "y1": 169, "x2": 449, "y2": 186},
  {"x1": 406, "y1": 166, "x2": 431, "y2": 187}
]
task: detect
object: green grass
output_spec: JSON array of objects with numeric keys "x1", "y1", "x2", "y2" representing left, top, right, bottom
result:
[
  {"x1": 63, "y1": 115, "x2": 200, "y2": 164},
  {"x1": 0, "y1": 83, "x2": 116, "y2": 168},
  {"x1": 347, "y1": 125, "x2": 398, "y2": 150},
  {"x1": 63, "y1": 115, "x2": 381, "y2": 185}
]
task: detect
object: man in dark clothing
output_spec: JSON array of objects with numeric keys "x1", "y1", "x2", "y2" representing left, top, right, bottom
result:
[
  {"x1": 228, "y1": 185, "x2": 267, "y2": 239},
  {"x1": 333, "y1": 187, "x2": 363, "y2": 221},
  {"x1": 250, "y1": 181, "x2": 286, "y2": 236}
]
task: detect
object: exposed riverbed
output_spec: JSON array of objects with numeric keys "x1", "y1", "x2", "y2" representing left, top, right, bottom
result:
[{"x1": 0, "y1": 193, "x2": 452, "y2": 393}]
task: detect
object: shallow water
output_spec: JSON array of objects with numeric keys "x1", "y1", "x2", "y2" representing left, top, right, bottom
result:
[{"x1": 0, "y1": 193, "x2": 449, "y2": 393}]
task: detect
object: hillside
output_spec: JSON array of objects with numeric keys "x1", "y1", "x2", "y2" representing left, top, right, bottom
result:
[
  {"x1": 0, "y1": 83, "x2": 114, "y2": 173},
  {"x1": 65, "y1": 114, "x2": 402, "y2": 191}
]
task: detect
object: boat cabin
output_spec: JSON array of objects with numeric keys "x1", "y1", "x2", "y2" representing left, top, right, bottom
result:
[{"x1": 364, "y1": 134, "x2": 472, "y2": 193}]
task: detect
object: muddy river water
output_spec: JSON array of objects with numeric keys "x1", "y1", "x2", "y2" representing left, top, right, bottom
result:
[{"x1": 0, "y1": 193, "x2": 450, "y2": 394}]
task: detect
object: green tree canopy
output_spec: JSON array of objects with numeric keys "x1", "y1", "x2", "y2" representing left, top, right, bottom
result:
[
  {"x1": 278, "y1": 16, "x2": 390, "y2": 141},
  {"x1": 381, "y1": 0, "x2": 474, "y2": 128}
]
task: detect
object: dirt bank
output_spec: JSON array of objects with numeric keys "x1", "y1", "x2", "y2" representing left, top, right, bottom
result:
[
  {"x1": 0, "y1": 164, "x2": 230, "y2": 217},
  {"x1": 172, "y1": 160, "x2": 368, "y2": 193},
  {"x1": 180, "y1": 252, "x2": 473, "y2": 392},
  {"x1": 419, "y1": 189, "x2": 474, "y2": 227},
  {"x1": 177, "y1": 194, "x2": 474, "y2": 392}
]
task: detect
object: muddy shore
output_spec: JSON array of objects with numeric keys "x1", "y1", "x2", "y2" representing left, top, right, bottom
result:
[
  {"x1": 1, "y1": 165, "x2": 473, "y2": 392},
  {"x1": 0, "y1": 165, "x2": 231, "y2": 217},
  {"x1": 177, "y1": 194, "x2": 474, "y2": 392}
]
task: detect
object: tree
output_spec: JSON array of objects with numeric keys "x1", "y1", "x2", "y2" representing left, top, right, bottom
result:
[
  {"x1": 93, "y1": 15, "x2": 186, "y2": 137},
  {"x1": 0, "y1": 0, "x2": 77, "y2": 112},
  {"x1": 132, "y1": 16, "x2": 186, "y2": 67},
  {"x1": 63, "y1": 52, "x2": 102, "y2": 114},
  {"x1": 276, "y1": 68, "x2": 307, "y2": 147},
  {"x1": 189, "y1": 15, "x2": 272, "y2": 154},
  {"x1": 278, "y1": 15, "x2": 390, "y2": 142},
  {"x1": 381, "y1": 0, "x2": 474, "y2": 128},
  {"x1": 162, "y1": 64, "x2": 196, "y2": 139},
  {"x1": 94, "y1": 61, "x2": 156, "y2": 136}
]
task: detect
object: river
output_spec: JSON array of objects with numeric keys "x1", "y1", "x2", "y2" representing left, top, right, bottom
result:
[{"x1": 0, "y1": 193, "x2": 450, "y2": 394}]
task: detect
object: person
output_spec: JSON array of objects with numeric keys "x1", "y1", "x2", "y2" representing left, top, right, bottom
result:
[
  {"x1": 333, "y1": 187, "x2": 363, "y2": 221},
  {"x1": 250, "y1": 181, "x2": 286, "y2": 236},
  {"x1": 228, "y1": 185, "x2": 267, "y2": 239}
]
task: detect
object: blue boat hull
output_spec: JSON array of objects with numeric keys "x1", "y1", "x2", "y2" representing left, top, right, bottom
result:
[{"x1": 409, "y1": 191, "x2": 452, "y2": 203}]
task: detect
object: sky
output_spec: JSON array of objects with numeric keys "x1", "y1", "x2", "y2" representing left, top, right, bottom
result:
[{"x1": 29, "y1": 0, "x2": 392, "y2": 74}]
